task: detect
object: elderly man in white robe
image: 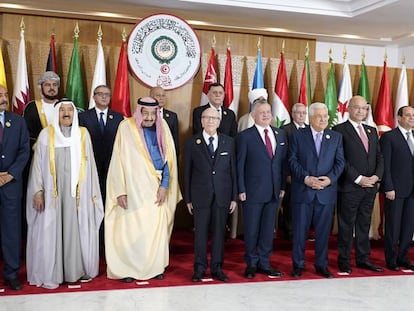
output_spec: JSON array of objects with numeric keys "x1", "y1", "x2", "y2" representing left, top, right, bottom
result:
[
  {"x1": 26, "y1": 99, "x2": 104, "y2": 289},
  {"x1": 105, "y1": 97, "x2": 182, "y2": 282}
]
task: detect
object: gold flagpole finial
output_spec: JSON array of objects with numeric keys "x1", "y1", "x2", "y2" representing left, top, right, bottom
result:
[
  {"x1": 361, "y1": 48, "x2": 366, "y2": 62},
  {"x1": 211, "y1": 35, "x2": 216, "y2": 48},
  {"x1": 281, "y1": 40, "x2": 285, "y2": 54},
  {"x1": 342, "y1": 46, "x2": 347, "y2": 62},
  {"x1": 51, "y1": 19, "x2": 56, "y2": 36},
  {"x1": 384, "y1": 49, "x2": 387, "y2": 62},
  {"x1": 122, "y1": 27, "x2": 127, "y2": 42},
  {"x1": 74, "y1": 22, "x2": 80, "y2": 39},
  {"x1": 97, "y1": 24, "x2": 103, "y2": 41},
  {"x1": 257, "y1": 37, "x2": 261, "y2": 50},
  {"x1": 227, "y1": 37, "x2": 231, "y2": 49},
  {"x1": 305, "y1": 42, "x2": 309, "y2": 57},
  {"x1": 328, "y1": 48, "x2": 333, "y2": 62},
  {"x1": 402, "y1": 55, "x2": 406, "y2": 65},
  {"x1": 19, "y1": 18, "x2": 25, "y2": 32}
]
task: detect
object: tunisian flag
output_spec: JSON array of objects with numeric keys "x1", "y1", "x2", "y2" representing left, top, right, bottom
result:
[
  {"x1": 200, "y1": 48, "x2": 218, "y2": 106},
  {"x1": 111, "y1": 39, "x2": 131, "y2": 117},
  {"x1": 374, "y1": 61, "x2": 393, "y2": 135},
  {"x1": 223, "y1": 47, "x2": 235, "y2": 112}
]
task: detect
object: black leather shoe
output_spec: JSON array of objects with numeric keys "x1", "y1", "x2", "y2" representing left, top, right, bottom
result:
[
  {"x1": 386, "y1": 264, "x2": 400, "y2": 271},
  {"x1": 397, "y1": 261, "x2": 414, "y2": 271},
  {"x1": 191, "y1": 271, "x2": 204, "y2": 282},
  {"x1": 291, "y1": 267, "x2": 303, "y2": 278},
  {"x1": 356, "y1": 262, "x2": 384, "y2": 272},
  {"x1": 257, "y1": 267, "x2": 282, "y2": 277},
  {"x1": 338, "y1": 264, "x2": 352, "y2": 274},
  {"x1": 153, "y1": 273, "x2": 164, "y2": 280},
  {"x1": 120, "y1": 277, "x2": 135, "y2": 283},
  {"x1": 5, "y1": 278, "x2": 22, "y2": 290},
  {"x1": 315, "y1": 266, "x2": 333, "y2": 278},
  {"x1": 212, "y1": 270, "x2": 229, "y2": 282},
  {"x1": 244, "y1": 266, "x2": 257, "y2": 279}
]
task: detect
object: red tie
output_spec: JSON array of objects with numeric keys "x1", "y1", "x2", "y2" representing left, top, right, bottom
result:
[
  {"x1": 357, "y1": 124, "x2": 368, "y2": 152},
  {"x1": 264, "y1": 129, "x2": 273, "y2": 158}
]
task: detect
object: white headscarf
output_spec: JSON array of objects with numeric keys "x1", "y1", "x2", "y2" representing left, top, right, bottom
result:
[
  {"x1": 248, "y1": 88, "x2": 268, "y2": 104},
  {"x1": 52, "y1": 100, "x2": 81, "y2": 198}
]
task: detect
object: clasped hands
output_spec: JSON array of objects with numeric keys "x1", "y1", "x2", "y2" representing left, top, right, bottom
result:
[
  {"x1": 358, "y1": 175, "x2": 379, "y2": 188},
  {"x1": 305, "y1": 176, "x2": 331, "y2": 190},
  {"x1": 0, "y1": 171, "x2": 13, "y2": 187}
]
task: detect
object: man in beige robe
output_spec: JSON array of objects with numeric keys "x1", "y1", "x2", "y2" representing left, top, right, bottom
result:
[
  {"x1": 105, "y1": 97, "x2": 182, "y2": 282},
  {"x1": 26, "y1": 99, "x2": 104, "y2": 289}
]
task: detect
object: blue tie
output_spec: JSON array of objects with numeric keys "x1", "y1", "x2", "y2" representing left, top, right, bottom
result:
[
  {"x1": 99, "y1": 112, "x2": 105, "y2": 134},
  {"x1": 208, "y1": 136, "x2": 215, "y2": 157}
]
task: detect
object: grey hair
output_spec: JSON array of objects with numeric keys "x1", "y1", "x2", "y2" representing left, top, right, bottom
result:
[
  {"x1": 292, "y1": 103, "x2": 306, "y2": 113},
  {"x1": 308, "y1": 102, "x2": 328, "y2": 116}
]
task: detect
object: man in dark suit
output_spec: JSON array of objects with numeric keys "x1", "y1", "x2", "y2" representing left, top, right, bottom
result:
[
  {"x1": 193, "y1": 83, "x2": 237, "y2": 138},
  {"x1": 0, "y1": 84, "x2": 30, "y2": 290},
  {"x1": 237, "y1": 99, "x2": 287, "y2": 279},
  {"x1": 185, "y1": 107, "x2": 237, "y2": 283},
  {"x1": 380, "y1": 106, "x2": 414, "y2": 271},
  {"x1": 289, "y1": 102, "x2": 344, "y2": 278},
  {"x1": 333, "y1": 96, "x2": 384, "y2": 274},
  {"x1": 78, "y1": 85, "x2": 123, "y2": 203},
  {"x1": 150, "y1": 86, "x2": 179, "y2": 156},
  {"x1": 280, "y1": 102, "x2": 308, "y2": 239}
]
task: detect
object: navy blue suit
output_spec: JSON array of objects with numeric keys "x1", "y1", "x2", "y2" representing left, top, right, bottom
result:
[
  {"x1": 0, "y1": 112, "x2": 30, "y2": 280},
  {"x1": 162, "y1": 108, "x2": 179, "y2": 156},
  {"x1": 237, "y1": 125, "x2": 287, "y2": 269},
  {"x1": 184, "y1": 133, "x2": 237, "y2": 274},
  {"x1": 289, "y1": 127, "x2": 344, "y2": 269},
  {"x1": 380, "y1": 128, "x2": 414, "y2": 267},
  {"x1": 78, "y1": 108, "x2": 123, "y2": 202}
]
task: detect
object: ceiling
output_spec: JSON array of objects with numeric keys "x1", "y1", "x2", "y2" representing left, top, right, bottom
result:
[{"x1": 2, "y1": 0, "x2": 414, "y2": 46}]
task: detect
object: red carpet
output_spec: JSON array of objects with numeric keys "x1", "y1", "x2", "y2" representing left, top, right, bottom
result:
[{"x1": 1, "y1": 229, "x2": 413, "y2": 296}]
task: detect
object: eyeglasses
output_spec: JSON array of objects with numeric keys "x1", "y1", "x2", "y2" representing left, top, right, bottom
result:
[
  {"x1": 201, "y1": 116, "x2": 220, "y2": 121},
  {"x1": 94, "y1": 92, "x2": 111, "y2": 97}
]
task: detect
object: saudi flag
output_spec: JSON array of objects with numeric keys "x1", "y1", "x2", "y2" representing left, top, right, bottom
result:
[{"x1": 325, "y1": 58, "x2": 337, "y2": 128}]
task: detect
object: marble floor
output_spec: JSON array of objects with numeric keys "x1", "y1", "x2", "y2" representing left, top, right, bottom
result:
[{"x1": 2, "y1": 275, "x2": 414, "y2": 311}]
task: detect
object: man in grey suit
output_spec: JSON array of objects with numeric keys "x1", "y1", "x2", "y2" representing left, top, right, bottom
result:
[
  {"x1": 185, "y1": 108, "x2": 237, "y2": 283},
  {"x1": 333, "y1": 96, "x2": 384, "y2": 274},
  {"x1": 380, "y1": 106, "x2": 414, "y2": 271}
]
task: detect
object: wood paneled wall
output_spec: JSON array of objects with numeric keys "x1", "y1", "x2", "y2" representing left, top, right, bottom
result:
[{"x1": 1, "y1": 12, "x2": 412, "y2": 228}]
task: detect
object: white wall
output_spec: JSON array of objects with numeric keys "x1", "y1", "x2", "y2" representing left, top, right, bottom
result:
[{"x1": 315, "y1": 41, "x2": 409, "y2": 68}]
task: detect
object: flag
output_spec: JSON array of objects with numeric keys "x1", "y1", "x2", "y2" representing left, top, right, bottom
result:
[
  {"x1": 89, "y1": 30, "x2": 106, "y2": 109},
  {"x1": 374, "y1": 61, "x2": 393, "y2": 135},
  {"x1": 66, "y1": 30, "x2": 86, "y2": 111},
  {"x1": 252, "y1": 48, "x2": 264, "y2": 89},
  {"x1": 298, "y1": 54, "x2": 311, "y2": 123},
  {"x1": 357, "y1": 59, "x2": 376, "y2": 127},
  {"x1": 394, "y1": 63, "x2": 408, "y2": 127},
  {"x1": 12, "y1": 26, "x2": 30, "y2": 115},
  {"x1": 200, "y1": 47, "x2": 218, "y2": 106},
  {"x1": 324, "y1": 57, "x2": 337, "y2": 128},
  {"x1": 272, "y1": 51, "x2": 290, "y2": 127},
  {"x1": 0, "y1": 46, "x2": 7, "y2": 88},
  {"x1": 223, "y1": 47, "x2": 236, "y2": 113},
  {"x1": 337, "y1": 61, "x2": 352, "y2": 124},
  {"x1": 46, "y1": 34, "x2": 57, "y2": 72},
  {"x1": 111, "y1": 38, "x2": 131, "y2": 117}
]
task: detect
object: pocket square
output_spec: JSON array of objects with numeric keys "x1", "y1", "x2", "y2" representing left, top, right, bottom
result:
[{"x1": 220, "y1": 152, "x2": 229, "y2": 156}]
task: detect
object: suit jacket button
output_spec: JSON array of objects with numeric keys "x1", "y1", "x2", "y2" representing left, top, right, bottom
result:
[
  {"x1": 212, "y1": 171, "x2": 216, "y2": 174},
  {"x1": 1, "y1": 155, "x2": 4, "y2": 159}
]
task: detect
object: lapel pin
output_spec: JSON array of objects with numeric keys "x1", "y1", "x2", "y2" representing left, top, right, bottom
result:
[
  {"x1": 223, "y1": 111, "x2": 227, "y2": 116},
  {"x1": 326, "y1": 134, "x2": 331, "y2": 139},
  {"x1": 165, "y1": 113, "x2": 170, "y2": 118},
  {"x1": 367, "y1": 128, "x2": 371, "y2": 134},
  {"x1": 5, "y1": 121, "x2": 11, "y2": 127},
  {"x1": 109, "y1": 115, "x2": 113, "y2": 119},
  {"x1": 196, "y1": 139, "x2": 201, "y2": 145}
]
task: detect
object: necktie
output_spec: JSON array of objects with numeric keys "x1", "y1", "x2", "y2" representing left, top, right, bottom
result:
[
  {"x1": 315, "y1": 132, "x2": 322, "y2": 156},
  {"x1": 208, "y1": 136, "x2": 215, "y2": 157},
  {"x1": 264, "y1": 129, "x2": 273, "y2": 158},
  {"x1": 406, "y1": 131, "x2": 414, "y2": 155},
  {"x1": 99, "y1": 112, "x2": 105, "y2": 134},
  {"x1": 357, "y1": 124, "x2": 369, "y2": 152},
  {"x1": 0, "y1": 120, "x2": 3, "y2": 143}
]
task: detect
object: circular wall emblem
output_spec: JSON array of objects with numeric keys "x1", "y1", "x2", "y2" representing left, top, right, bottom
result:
[{"x1": 128, "y1": 13, "x2": 201, "y2": 90}]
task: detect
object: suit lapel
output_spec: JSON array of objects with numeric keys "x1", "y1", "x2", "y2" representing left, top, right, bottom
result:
[{"x1": 344, "y1": 121, "x2": 367, "y2": 152}]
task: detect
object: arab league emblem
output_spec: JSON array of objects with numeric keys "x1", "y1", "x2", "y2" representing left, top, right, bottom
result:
[{"x1": 128, "y1": 14, "x2": 201, "y2": 90}]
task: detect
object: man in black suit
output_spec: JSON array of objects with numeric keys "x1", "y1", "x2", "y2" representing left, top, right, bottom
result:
[
  {"x1": 150, "y1": 86, "x2": 179, "y2": 156},
  {"x1": 0, "y1": 84, "x2": 30, "y2": 290},
  {"x1": 185, "y1": 107, "x2": 237, "y2": 283},
  {"x1": 333, "y1": 96, "x2": 384, "y2": 274},
  {"x1": 280, "y1": 103, "x2": 308, "y2": 239},
  {"x1": 289, "y1": 102, "x2": 345, "y2": 279},
  {"x1": 380, "y1": 106, "x2": 414, "y2": 271},
  {"x1": 237, "y1": 99, "x2": 288, "y2": 279},
  {"x1": 78, "y1": 85, "x2": 124, "y2": 203},
  {"x1": 192, "y1": 83, "x2": 237, "y2": 138}
]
